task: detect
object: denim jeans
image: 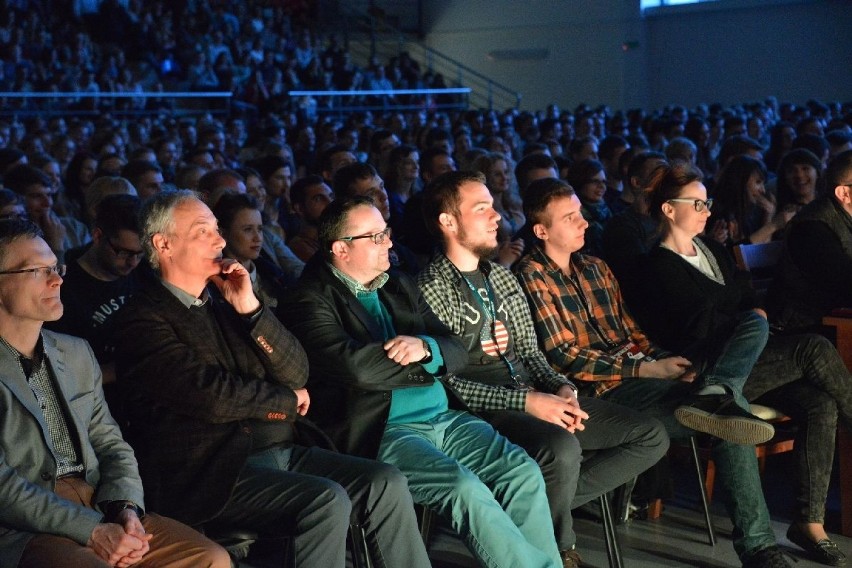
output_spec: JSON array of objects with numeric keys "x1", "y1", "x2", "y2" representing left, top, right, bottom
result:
[
  {"x1": 687, "y1": 310, "x2": 770, "y2": 410},
  {"x1": 743, "y1": 333, "x2": 852, "y2": 523},
  {"x1": 601, "y1": 378, "x2": 776, "y2": 559},
  {"x1": 378, "y1": 410, "x2": 561, "y2": 568}
]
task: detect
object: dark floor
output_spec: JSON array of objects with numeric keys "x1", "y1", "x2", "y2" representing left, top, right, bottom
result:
[{"x1": 429, "y1": 448, "x2": 850, "y2": 567}]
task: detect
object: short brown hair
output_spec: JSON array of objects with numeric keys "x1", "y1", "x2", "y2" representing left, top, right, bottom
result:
[
  {"x1": 420, "y1": 170, "x2": 485, "y2": 240},
  {"x1": 523, "y1": 178, "x2": 576, "y2": 227}
]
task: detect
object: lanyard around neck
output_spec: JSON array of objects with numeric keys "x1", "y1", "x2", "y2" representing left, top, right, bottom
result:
[{"x1": 455, "y1": 266, "x2": 526, "y2": 389}]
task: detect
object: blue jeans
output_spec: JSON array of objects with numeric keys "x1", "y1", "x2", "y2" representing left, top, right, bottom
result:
[
  {"x1": 378, "y1": 410, "x2": 561, "y2": 568},
  {"x1": 601, "y1": 379, "x2": 776, "y2": 558},
  {"x1": 743, "y1": 333, "x2": 852, "y2": 523},
  {"x1": 687, "y1": 310, "x2": 770, "y2": 410}
]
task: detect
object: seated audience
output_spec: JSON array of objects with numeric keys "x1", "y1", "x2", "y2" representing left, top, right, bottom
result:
[
  {"x1": 713, "y1": 155, "x2": 795, "y2": 245},
  {"x1": 45, "y1": 194, "x2": 145, "y2": 392},
  {"x1": 115, "y1": 190, "x2": 430, "y2": 567},
  {"x1": 0, "y1": 218, "x2": 229, "y2": 568},
  {"x1": 776, "y1": 148, "x2": 823, "y2": 212},
  {"x1": 282, "y1": 197, "x2": 563, "y2": 568},
  {"x1": 473, "y1": 151, "x2": 526, "y2": 267},
  {"x1": 212, "y1": 192, "x2": 294, "y2": 315},
  {"x1": 768, "y1": 149, "x2": 852, "y2": 331},
  {"x1": 566, "y1": 159, "x2": 612, "y2": 257},
  {"x1": 417, "y1": 172, "x2": 668, "y2": 567},
  {"x1": 383, "y1": 144, "x2": 420, "y2": 234},
  {"x1": 333, "y1": 161, "x2": 420, "y2": 275},
  {"x1": 287, "y1": 175, "x2": 334, "y2": 262},
  {"x1": 514, "y1": 178, "x2": 792, "y2": 568},
  {"x1": 120, "y1": 160, "x2": 164, "y2": 201},
  {"x1": 4, "y1": 164, "x2": 90, "y2": 262},
  {"x1": 643, "y1": 160, "x2": 852, "y2": 567}
]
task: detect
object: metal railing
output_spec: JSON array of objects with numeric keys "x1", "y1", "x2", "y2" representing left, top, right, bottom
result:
[
  {"x1": 0, "y1": 91, "x2": 233, "y2": 118},
  {"x1": 287, "y1": 87, "x2": 471, "y2": 117}
]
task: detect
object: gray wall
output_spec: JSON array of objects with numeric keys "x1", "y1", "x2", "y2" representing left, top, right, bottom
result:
[{"x1": 415, "y1": 0, "x2": 850, "y2": 111}]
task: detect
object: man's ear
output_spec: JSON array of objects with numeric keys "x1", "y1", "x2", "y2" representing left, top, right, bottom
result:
[
  {"x1": 835, "y1": 184, "x2": 852, "y2": 205},
  {"x1": 330, "y1": 240, "x2": 348, "y2": 260},
  {"x1": 91, "y1": 227, "x2": 104, "y2": 245},
  {"x1": 292, "y1": 202, "x2": 304, "y2": 217},
  {"x1": 533, "y1": 222, "x2": 547, "y2": 241},
  {"x1": 438, "y1": 212, "x2": 455, "y2": 233},
  {"x1": 151, "y1": 233, "x2": 169, "y2": 259}
]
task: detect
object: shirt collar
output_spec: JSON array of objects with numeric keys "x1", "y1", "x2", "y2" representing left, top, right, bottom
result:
[
  {"x1": 161, "y1": 278, "x2": 210, "y2": 308},
  {"x1": 0, "y1": 333, "x2": 45, "y2": 370},
  {"x1": 433, "y1": 252, "x2": 493, "y2": 284},
  {"x1": 329, "y1": 263, "x2": 389, "y2": 297},
  {"x1": 530, "y1": 244, "x2": 589, "y2": 276}
]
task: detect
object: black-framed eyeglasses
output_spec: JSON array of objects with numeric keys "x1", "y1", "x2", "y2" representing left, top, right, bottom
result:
[
  {"x1": 338, "y1": 227, "x2": 392, "y2": 245},
  {"x1": 0, "y1": 264, "x2": 66, "y2": 278},
  {"x1": 106, "y1": 239, "x2": 145, "y2": 260},
  {"x1": 667, "y1": 198, "x2": 714, "y2": 212}
]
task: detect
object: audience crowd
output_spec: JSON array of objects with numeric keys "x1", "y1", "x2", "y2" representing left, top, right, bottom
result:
[{"x1": 1, "y1": 1, "x2": 851, "y2": 568}]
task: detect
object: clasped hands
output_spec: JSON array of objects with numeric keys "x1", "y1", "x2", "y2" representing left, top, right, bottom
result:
[
  {"x1": 87, "y1": 509, "x2": 151, "y2": 568},
  {"x1": 525, "y1": 385, "x2": 589, "y2": 433}
]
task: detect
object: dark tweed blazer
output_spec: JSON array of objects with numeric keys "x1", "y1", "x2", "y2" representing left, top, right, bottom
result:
[{"x1": 115, "y1": 279, "x2": 307, "y2": 526}]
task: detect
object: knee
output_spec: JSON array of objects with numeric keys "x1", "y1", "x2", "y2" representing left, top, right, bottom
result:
[
  {"x1": 800, "y1": 333, "x2": 836, "y2": 359},
  {"x1": 536, "y1": 428, "x2": 582, "y2": 473},
  {"x1": 312, "y1": 479, "x2": 353, "y2": 522},
  {"x1": 202, "y1": 542, "x2": 233, "y2": 568},
  {"x1": 367, "y1": 462, "x2": 414, "y2": 505}
]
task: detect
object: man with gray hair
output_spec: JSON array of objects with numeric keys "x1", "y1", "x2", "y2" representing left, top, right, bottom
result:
[{"x1": 116, "y1": 190, "x2": 429, "y2": 567}]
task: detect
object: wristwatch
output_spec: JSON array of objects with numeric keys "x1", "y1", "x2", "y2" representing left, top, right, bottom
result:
[
  {"x1": 420, "y1": 338, "x2": 432, "y2": 362},
  {"x1": 104, "y1": 500, "x2": 144, "y2": 522}
]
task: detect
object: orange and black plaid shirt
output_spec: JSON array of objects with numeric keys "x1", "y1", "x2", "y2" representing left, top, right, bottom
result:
[{"x1": 515, "y1": 246, "x2": 669, "y2": 397}]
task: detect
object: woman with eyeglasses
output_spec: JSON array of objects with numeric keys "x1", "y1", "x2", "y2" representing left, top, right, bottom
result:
[
  {"x1": 211, "y1": 192, "x2": 293, "y2": 319},
  {"x1": 643, "y1": 160, "x2": 851, "y2": 567}
]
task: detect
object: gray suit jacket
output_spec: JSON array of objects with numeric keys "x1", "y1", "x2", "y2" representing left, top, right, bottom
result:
[{"x1": 0, "y1": 330, "x2": 143, "y2": 567}]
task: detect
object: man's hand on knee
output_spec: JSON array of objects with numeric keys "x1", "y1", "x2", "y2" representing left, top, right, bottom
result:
[
  {"x1": 525, "y1": 391, "x2": 589, "y2": 432},
  {"x1": 87, "y1": 522, "x2": 149, "y2": 566}
]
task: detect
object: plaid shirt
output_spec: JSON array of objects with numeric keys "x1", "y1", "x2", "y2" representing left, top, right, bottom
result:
[
  {"x1": 418, "y1": 253, "x2": 574, "y2": 412},
  {"x1": 515, "y1": 245, "x2": 668, "y2": 397}
]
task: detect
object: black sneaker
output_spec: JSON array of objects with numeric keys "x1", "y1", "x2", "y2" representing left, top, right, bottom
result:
[
  {"x1": 742, "y1": 546, "x2": 792, "y2": 568},
  {"x1": 675, "y1": 394, "x2": 774, "y2": 445},
  {"x1": 787, "y1": 523, "x2": 848, "y2": 566}
]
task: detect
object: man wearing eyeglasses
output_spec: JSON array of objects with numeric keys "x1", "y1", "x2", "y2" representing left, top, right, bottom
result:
[
  {"x1": 0, "y1": 218, "x2": 230, "y2": 568},
  {"x1": 282, "y1": 197, "x2": 564, "y2": 568},
  {"x1": 45, "y1": 195, "x2": 146, "y2": 392}
]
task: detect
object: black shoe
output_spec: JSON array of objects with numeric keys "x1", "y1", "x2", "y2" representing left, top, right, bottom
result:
[
  {"x1": 742, "y1": 546, "x2": 792, "y2": 568},
  {"x1": 787, "y1": 523, "x2": 848, "y2": 566},
  {"x1": 675, "y1": 394, "x2": 774, "y2": 445}
]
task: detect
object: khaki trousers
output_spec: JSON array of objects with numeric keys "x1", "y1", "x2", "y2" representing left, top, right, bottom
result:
[{"x1": 20, "y1": 476, "x2": 230, "y2": 568}]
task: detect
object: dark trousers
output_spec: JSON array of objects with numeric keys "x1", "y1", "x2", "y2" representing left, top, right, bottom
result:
[
  {"x1": 743, "y1": 333, "x2": 852, "y2": 524},
  {"x1": 214, "y1": 445, "x2": 430, "y2": 568},
  {"x1": 481, "y1": 395, "x2": 669, "y2": 550}
]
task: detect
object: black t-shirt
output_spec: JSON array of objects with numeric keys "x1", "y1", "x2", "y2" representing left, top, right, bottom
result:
[
  {"x1": 456, "y1": 269, "x2": 529, "y2": 387},
  {"x1": 45, "y1": 250, "x2": 141, "y2": 364}
]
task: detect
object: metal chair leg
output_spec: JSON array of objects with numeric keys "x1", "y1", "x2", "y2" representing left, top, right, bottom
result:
[
  {"x1": 599, "y1": 493, "x2": 624, "y2": 568},
  {"x1": 690, "y1": 436, "x2": 717, "y2": 546}
]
